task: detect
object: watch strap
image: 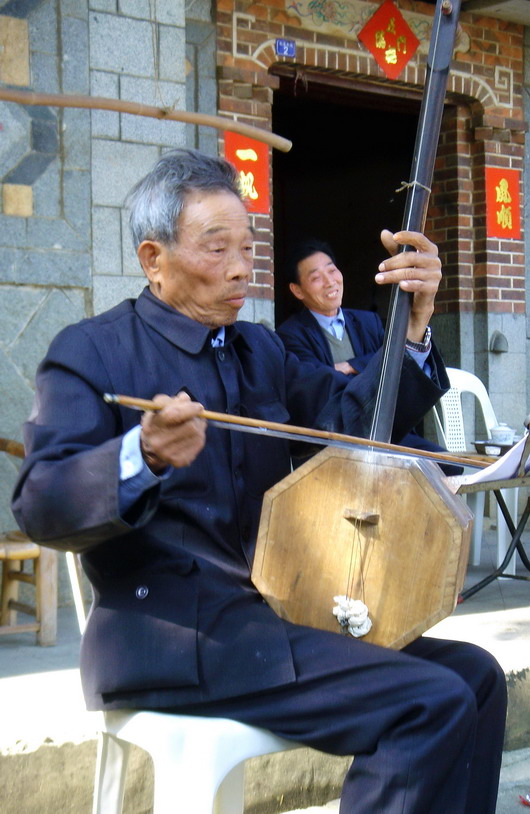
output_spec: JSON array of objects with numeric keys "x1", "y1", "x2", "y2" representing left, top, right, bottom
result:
[{"x1": 406, "y1": 326, "x2": 432, "y2": 353}]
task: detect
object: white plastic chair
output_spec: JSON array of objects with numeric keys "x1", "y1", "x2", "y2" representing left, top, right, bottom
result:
[
  {"x1": 63, "y1": 559, "x2": 302, "y2": 814},
  {"x1": 92, "y1": 709, "x2": 299, "y2": 814},
  {"x1": 62, "y1": 553, "x2": 301, "y2": 813},
  {"x1": 433, "y1": 367, "x2": 518, "y2": 573}
]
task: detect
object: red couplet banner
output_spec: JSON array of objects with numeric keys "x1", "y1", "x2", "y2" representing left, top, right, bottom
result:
[
  {"x1": 485, "y1": 166, "x2": 521, "y2": 240},
  {"x1": 224, "y1": 132, "x2": 270, "y2": 214}
]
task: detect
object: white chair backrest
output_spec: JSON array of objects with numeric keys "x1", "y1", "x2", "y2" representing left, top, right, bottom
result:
[{"x1": 434, "y1": 367, "x2": 498, "y2": 453}]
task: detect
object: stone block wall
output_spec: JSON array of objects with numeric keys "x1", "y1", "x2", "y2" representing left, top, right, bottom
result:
[{"x1": 0, "y1": 0, "x2": 215, "y2": 583}]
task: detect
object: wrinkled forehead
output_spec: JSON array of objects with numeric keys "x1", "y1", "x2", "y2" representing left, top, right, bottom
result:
[{"x1": 177, "y1": 188, "x2": 253, "y2": 240}]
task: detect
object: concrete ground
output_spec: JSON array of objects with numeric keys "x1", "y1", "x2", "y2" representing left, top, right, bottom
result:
[
  {"x1": 280, "y1": 746, "x2": 530, "y2": 814},
  {"x1": 1, "y1": 523, "x2": 530, "y2": 813}
]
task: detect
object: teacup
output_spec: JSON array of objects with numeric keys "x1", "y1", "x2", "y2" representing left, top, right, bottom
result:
[{"x1": 490, "y1": 423, "x2": 516, "y2": 445}]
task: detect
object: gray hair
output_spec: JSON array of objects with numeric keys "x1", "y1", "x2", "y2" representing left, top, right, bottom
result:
[{"x1": 127, "y1": 148, "x2": 243, "y2": 250}]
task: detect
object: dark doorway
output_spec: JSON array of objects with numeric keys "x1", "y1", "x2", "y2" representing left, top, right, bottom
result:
[{"x1": 272, "y1": 75, "x2": 421, "y2": 328}]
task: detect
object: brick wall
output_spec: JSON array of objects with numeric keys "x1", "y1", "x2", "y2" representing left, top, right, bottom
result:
[
  {"x1": 217, "y1": 0, "x2": 527, "y2": 320},
  {"x1": 216, "y1": 0, "x2": 529, "y2": 432}
]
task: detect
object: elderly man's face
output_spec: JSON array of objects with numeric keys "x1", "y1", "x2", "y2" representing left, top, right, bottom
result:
[
  {"x1": 289, "y1": 251, "x2": 344, "y2": 317},
  {"x1": 139, "y1": 189, "x2": 254, "y2": 328}
]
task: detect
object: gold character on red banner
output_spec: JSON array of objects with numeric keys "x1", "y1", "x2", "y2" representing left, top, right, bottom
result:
[
  {"x1": 495, "y1": 178, "x2": 512, "y2": 205},
  {"x1": 496, "y1": 204, "x2": 512, "y2": 231},
  {"x1": 235, "y1": 147, "x2": 259, "y2": 202},
  {"x1": 239, "y1": 171, "x2": 259, "y2": 201},
  {"x1": 495, "y1": 178, "x2": 512, "y2": 230},
  {"x1": 375, "y1": 30, "x2": 386, "y2": 49},
  {"x1": 485, "y1": 167, "x2": 520, "y2": 239}
]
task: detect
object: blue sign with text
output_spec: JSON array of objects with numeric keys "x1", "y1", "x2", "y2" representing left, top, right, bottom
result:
[{"x1": 275, "y1": 38, "x2": 296, "y2": 58}]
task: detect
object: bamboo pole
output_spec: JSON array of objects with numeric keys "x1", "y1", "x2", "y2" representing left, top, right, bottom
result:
[{"x1": 0, "y1": 88, "x2": 292, "y2": 153}]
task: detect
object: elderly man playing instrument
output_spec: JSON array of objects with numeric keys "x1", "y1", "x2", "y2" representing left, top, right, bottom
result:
[{"x1": 12, "y1": 149, "x2": 506, "y2": 814}]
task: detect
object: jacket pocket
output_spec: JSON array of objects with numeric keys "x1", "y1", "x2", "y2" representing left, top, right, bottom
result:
[{"x1": 81, "y1": 568, "x2": 199, "y2": 694}]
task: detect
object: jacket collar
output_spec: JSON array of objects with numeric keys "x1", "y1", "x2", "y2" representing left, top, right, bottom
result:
[{"x1": 134, "y1": 286, "x2": 250, "y2": 353}]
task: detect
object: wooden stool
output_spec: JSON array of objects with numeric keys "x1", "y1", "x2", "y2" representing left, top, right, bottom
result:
[{"x1": 0, "y1": 439, "x2": 58, "y2": 645}]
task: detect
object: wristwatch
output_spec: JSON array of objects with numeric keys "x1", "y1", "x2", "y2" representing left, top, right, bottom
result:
[{"x1": 406, "y1": 326, "x2": 432, "y2": 352}]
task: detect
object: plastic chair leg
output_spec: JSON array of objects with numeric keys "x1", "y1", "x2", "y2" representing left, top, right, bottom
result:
[
  {"x1": 152, "y1": 755, "x2": 217, "y2": 813},
  {"x1": 214, "y1": 763, "x2": 245, "y2": 814},
  {"x1": 65, "y1": 550, "x2": 87, "y2": 633},
  {"x1": 92, "y1": 732, "x2": 132, "y2": 814},
  {"x1": 148, "y1": 733, "x2": 227, "y2": 813}
]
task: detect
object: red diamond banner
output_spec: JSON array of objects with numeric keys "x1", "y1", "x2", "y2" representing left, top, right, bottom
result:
[{"x1": 358, "y1": 0, "x2": 419, "y2": 80}]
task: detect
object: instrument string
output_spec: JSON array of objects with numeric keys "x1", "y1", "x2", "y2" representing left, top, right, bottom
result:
[
  {"x1": 345, "y1": 518, "x2": 360, "y2": 604},
  {"x1": 345, "y1": 515, "x2": 375, "y2": 605},
  {"x1": 361, "y1": 523, "x2": 376, "y2": 602}
]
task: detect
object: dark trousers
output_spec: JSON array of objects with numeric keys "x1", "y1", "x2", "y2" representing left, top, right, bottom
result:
[{"x1": 175, "y1": 623, "x2": 507, "y2": 814}]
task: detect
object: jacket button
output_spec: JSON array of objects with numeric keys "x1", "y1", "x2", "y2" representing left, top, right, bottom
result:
[{"x1": 136, "y1": 585, "x2": 149, "y2": 599}]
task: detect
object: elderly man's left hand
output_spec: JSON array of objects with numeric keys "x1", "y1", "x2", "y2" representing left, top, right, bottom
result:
[{"x1": 375, "y1": 229, "x2": 441, "y2": 344}]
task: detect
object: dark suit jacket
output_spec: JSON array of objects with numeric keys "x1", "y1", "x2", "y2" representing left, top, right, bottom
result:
[
  {"x1": 12, "y1": 288, "x2": 449, "y2": 710},
  {"x1": 276, "y1": 307, "x2": 458, "y2": 468},
  {"x1": 276, "y1": 307, "x2": 384, "y2": 374}
]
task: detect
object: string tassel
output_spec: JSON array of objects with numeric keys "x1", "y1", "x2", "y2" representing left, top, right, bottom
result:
[{"x1": 333, "y1": 596, "x2": 372, "y2": 638}]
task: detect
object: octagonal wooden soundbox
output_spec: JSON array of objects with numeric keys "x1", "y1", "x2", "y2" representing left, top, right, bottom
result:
[{"x1": 253, "y1": 446, "x2": 473, "y2": 650}]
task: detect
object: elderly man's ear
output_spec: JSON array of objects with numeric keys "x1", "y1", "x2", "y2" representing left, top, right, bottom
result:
[{"x1": 137, "y1": 240, "x2": 164, "y2": 284}]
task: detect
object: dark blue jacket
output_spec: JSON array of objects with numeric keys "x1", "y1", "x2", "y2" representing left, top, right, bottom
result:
[
  {"x1": 276, "y1": 307, "x2": 456, "y2": 467},
  {"x1": 12, "y1": 288, "x2": 449, "y2": 710},
  {"x1": 277, "y1": 307, "x2": 384, "y2": 374}
]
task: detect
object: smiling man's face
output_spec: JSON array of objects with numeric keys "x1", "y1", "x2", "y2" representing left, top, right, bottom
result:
[{"x1": 289, "y1": 251, "x2": 344, "y2": 317}]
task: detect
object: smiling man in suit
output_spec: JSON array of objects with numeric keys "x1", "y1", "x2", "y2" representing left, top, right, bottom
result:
[{"x1": 276, "y1": 238, "x2": 460, "y2": 473}]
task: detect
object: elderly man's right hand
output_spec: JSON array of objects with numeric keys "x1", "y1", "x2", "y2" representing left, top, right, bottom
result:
[{"x1": 140, "y1": 391, "x2": 207, "y2": 473}]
